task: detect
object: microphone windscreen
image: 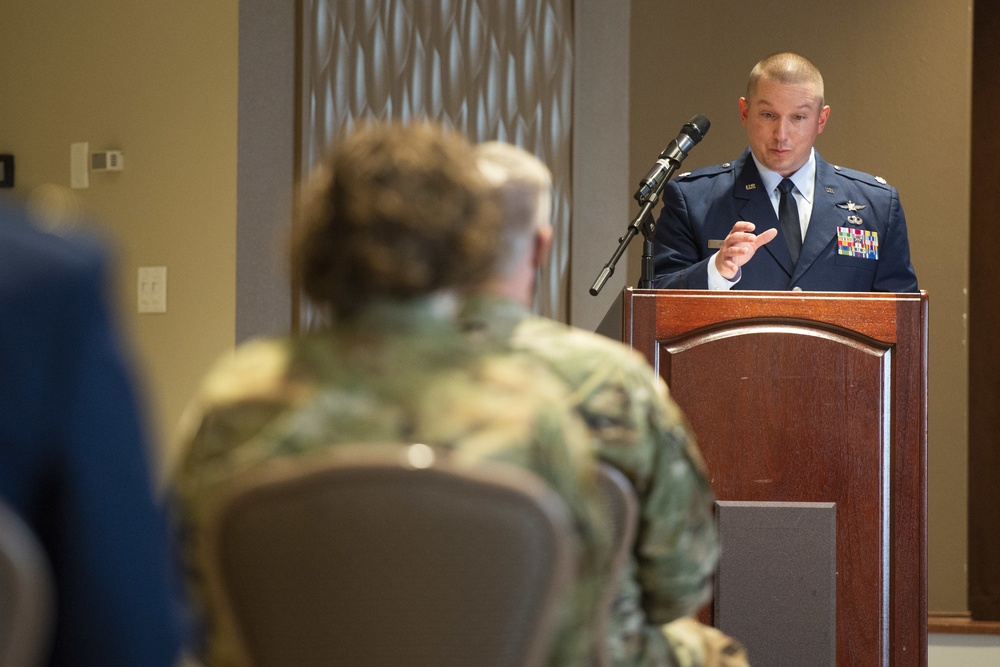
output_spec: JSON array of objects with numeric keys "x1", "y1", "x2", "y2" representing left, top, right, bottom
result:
[{"x1": 685, "y1": 114, "x2": 711, "y2": 142}]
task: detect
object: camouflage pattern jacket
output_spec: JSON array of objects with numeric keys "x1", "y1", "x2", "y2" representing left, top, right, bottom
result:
[
  {"x1": 171, "y1": 297, "x2": 611, "y2": 666},
  {"x1": 461, "y1": 293, "x2": 720, "y2": 667}
]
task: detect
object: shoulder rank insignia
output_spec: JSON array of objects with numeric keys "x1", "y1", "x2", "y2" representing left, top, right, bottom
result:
[{"x1": 837, "y1": 200, "x2": 867, "y2": 212}]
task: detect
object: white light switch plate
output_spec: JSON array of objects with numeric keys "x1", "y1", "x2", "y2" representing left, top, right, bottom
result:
[
  {"x1": 138, "y1": 266, "x2": 167, "y2": 313},
  {"x1": 70, "y1": 142, "x2": 89, "y2": 189}
]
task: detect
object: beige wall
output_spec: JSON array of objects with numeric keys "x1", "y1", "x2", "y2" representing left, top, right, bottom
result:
[
  {"x1": 0, "y1": 1, "x2": 239, "y2": 467},
  {"x1": 0, "y1": 0, "x2": 974, "y2": 614},
  {"x1": 628, "y1": 0, "x2": 972, "y2": 611}
]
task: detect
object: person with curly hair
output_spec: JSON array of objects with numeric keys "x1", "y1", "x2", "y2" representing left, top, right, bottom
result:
[{"x1": 170, "y1": 121, "x2": 611, "y2": 666}]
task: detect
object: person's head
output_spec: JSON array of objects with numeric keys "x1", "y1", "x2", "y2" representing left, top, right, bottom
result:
[
  {"x1": 473, "y1": 142, "x2": 554, "y2": 304},
  {"x1": 293, "y1": 121, "x2": 500, "y2": 318},
  {"x1": 739, "y1": 52, "x2": 831, "y2": 177}
]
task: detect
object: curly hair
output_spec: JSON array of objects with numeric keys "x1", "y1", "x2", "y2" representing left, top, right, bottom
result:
[{"x1": 292, "y1": 121, "x2": 501, "y2": 317}]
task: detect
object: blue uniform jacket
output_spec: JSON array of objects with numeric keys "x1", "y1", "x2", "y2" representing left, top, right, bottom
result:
[
  {"x1": 651, "y1": 149, "x2": 919, "y2": 292},
  {"x1": 0, "y1": 204, "x2": 182, "y2": 666}
]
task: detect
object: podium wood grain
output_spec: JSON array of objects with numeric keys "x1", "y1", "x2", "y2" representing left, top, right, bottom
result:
[{"x1": 623, "y1": 289, "x2": 928, "y2": 667}]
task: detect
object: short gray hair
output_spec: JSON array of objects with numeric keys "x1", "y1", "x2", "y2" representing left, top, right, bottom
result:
[{"x1": 475, "y1": 142, "x2": 553, "y2": 277}]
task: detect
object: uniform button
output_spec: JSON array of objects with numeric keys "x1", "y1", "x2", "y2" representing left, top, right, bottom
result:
[{"x1": 792, "y1": 286, "x2": 803, "y2": 292}]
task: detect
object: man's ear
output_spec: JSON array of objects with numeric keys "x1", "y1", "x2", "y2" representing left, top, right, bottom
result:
[
  {"x1": 817, "y1": 105, "x2": 831, "y2": 134},
  {"x1": 533, "y1": 225, "x2": 554, "y2": 269},
  {"x1": 739, "y1": 97, "x2": 750, "y2": 126}
]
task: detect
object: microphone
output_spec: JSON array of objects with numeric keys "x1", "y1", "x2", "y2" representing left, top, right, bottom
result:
[{"x1": 634, "y1": 114, "x2": 710, "y2": 203}]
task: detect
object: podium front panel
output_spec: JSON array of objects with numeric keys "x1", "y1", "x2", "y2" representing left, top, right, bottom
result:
[{"x1": 623, "y1": 289, "x2": 927, "y2": 667}]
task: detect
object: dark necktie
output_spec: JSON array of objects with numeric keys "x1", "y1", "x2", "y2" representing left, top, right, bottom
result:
[{"x1": 778, "y1": 178, "x2": 801, "y2": 264}]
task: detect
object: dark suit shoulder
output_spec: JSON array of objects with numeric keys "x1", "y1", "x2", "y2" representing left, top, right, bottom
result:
[
  {"x1": 673, "y1": 160, "x2": 736, "y2": 183},
  {"x1": 0, "y1": 206, "x2": 105, "y2": 281},
  {"x1": 829, "y1": 163, "x2": 894, "y2": 192}
]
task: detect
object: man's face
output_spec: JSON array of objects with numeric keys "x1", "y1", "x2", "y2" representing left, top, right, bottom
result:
[{"x1": 739, "y1": 78, "x2": 830, "y2": 177}]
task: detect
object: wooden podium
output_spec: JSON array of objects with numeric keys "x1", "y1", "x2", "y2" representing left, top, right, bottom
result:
[{"x1": 622, "y1": 288, "x2": 928, "y2": 667}]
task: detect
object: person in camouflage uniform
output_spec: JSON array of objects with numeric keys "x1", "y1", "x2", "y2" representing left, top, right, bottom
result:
[
  {"x1": 461, "y1": 141, "x2": 751, "y2": 667},
  {"x1": 170, "y1": 122, "x2": 612, "y2": 667}
]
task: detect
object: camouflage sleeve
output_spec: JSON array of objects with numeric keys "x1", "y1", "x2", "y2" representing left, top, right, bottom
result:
[
  {"x1": 582, "y1": 351, "x2": 719, "y2": 624},
  {"x1": 517, "y1": 381, "x2": 615, "y2": 666},
  {"x1": 511, "y1": 319, "x2": 720, "y2": 625},
  {"x1": 436, "y1": 354, "x2": 614, "y2": 665},
  {"x1": 167, "y1": 339, "x2": 299, "y2": 664},
  {"x1": 635, "y1": 380, "x2": 719, "y2": 623}
]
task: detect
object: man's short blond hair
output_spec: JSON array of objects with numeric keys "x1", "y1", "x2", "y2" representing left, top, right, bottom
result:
[{"x1": 747, "y1": 52, "x2": 825, "y2": 108}]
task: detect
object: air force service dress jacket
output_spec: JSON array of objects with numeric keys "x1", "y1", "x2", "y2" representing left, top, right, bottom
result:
[
  {"x1": 0, "y1": 204, "x2": 182, "y2": 667},
  {"x1": 651, "y1": 149, "x2": 919, "y2": 292}
]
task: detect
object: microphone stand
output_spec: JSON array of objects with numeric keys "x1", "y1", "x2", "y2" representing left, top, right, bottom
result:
[
  {"x1": 591, "y1": 114, "x2": 708, "y2": 296},
  {"x1": 589, "y1": 166, "x2": 675, "y2": 296}
]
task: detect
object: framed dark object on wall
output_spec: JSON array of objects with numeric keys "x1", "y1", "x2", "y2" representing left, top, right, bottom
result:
[{"x1": 0, "y1": 155, "x2": 13, "y2": 188}]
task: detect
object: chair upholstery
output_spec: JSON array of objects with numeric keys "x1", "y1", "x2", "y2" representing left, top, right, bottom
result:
[
  {"x1": 0, "y1": 500, "x2": 54, "y2": 667},
  {"x1": 591, "y1": 462, "x2": 640, "y2": 667},
  {"x1": 199, "y1": 443, "x2": 579, "y2": 667}
]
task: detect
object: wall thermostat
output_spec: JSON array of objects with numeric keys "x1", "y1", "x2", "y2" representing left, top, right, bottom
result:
[{"x1": 91, "y1": 150, "x2": 124, "y2": 171}]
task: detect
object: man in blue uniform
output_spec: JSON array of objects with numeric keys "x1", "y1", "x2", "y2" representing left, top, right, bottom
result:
[
  {"x1": 0, "y1": 203, "x2": 183, "y2": 666},
  {"x1": 652, "y1": 52, "x2": 918, "y2": 292}
]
